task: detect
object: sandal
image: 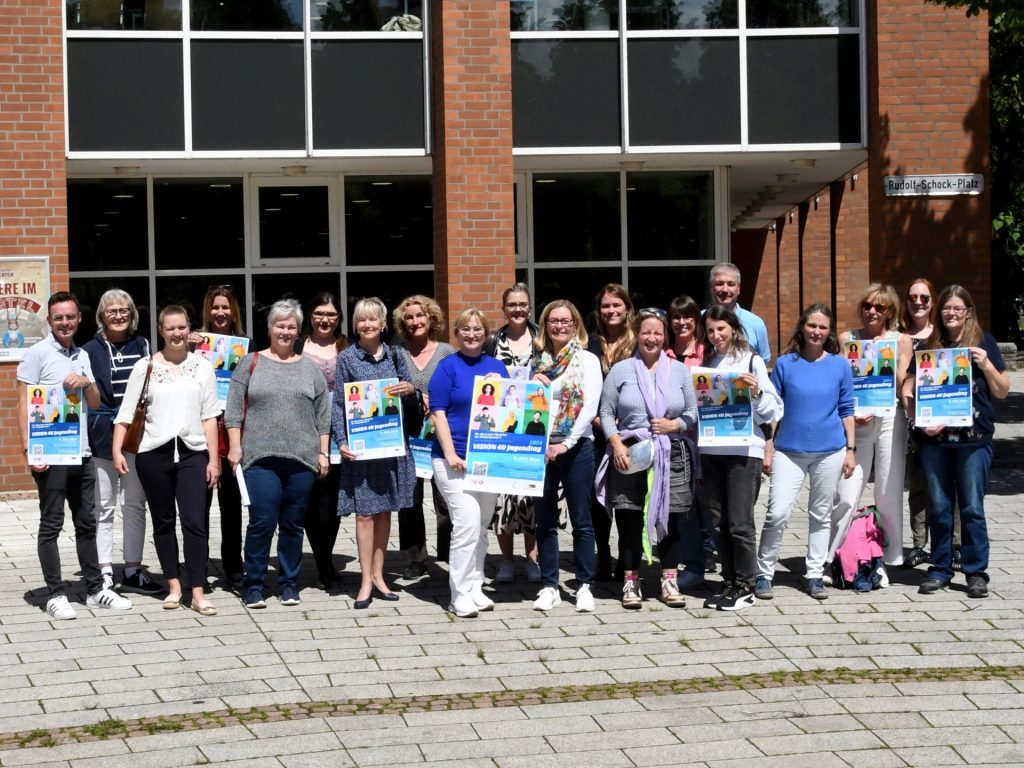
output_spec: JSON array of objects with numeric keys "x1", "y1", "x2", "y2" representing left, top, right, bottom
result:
[
  {"x1": 191, "y1": 599, "x2": 217, "y2": 616},
  {"x1": 163, "y1": 593, "x2": 182, "y2": 610}
]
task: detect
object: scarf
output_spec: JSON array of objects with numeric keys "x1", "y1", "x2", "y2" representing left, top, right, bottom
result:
[
  {"x1": 633, "y1": 350, "x2": 676, "y2": 561},
  {"x1": 534, "y1": 338, "x2": 585, "y2": 437}
]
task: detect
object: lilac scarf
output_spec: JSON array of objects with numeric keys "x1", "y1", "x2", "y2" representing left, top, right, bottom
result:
[{"x1": 633, "y1": 351, "x2": 676, "y2": 544}]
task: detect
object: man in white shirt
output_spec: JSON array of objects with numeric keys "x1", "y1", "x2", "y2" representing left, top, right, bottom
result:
[
  {"x1": 708, "y1": 263, "x2": 772, "y2": 363},
  {"x1": 17, "y1": 292, "x2": 132, "y2": 620}
]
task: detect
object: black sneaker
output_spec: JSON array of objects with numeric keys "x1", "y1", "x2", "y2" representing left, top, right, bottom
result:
[
  {"x1": 718, "y1": 583, "x2": 755, "y2": 611},
  {"x1": 401, "y1": 560, "x2": 428, "y2": 581},
  {"x1": 966, "y1": 574, "x2": 988, "y2": 599},
  {"x1": 703, "y1": 551, "x2": 718, "y2": 574},
  {"x1": 951, "y1": 548, "x2": 963, "y2": 572},
  {"x1": 904, "y1": 547, "x2": 929, "y2": 568},
  {"x1": 918, "y1": 576, "x2": 950, "y2": 594},
  {"x1": 704, "y1": 584, "x2": 731, "y2": 610},
  {"x1": 120, "y1": 570, "x2": 164, "y2": 597}
]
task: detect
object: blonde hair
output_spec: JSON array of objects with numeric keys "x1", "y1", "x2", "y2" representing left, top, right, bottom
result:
[
  {"x1": 593, "y1": 283, "x2": 636, "y2": 374},
  {"x1": 392, "y1": 294, "x2": 446, "y2": 340},
  {"x1": 453, "y1": 308, "x2": 490, "y2": 338},
  {"x1": 95, "y1": 288, "x2": 140, "y2": 334},
  {"x1": 857, "y1": 283, "x2": 900, "y2": 331},
  {"x1": 536, "y1": 300, "x2": 588, "y2": 352},
  {"x1": 351, "y1": 297, "x2": 387, "y2": 327}
]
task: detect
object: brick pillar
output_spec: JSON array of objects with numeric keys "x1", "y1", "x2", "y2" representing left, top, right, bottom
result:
[
  {"x1": 0, "y1": 2, "x2": 68, "y2": 492},
  {"x1": 866, "y1": 0, "x2": 990, "y2": 323},
  {"x1": 430, "y1": 1, "x2": 516, "y2": 337}
]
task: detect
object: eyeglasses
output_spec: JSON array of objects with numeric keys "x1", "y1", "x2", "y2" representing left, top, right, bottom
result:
[
  {"x1": 861, "y1": 302, "x2": 889, "y2": 314},
  {"x1": 312, "y1": 311, "x2": 339, "y2": 320},
  {"x1": 546, "y1": 317, "x2": 575, "y2": 328},
  {"x1": 941, "y1": 305, "x2": 968, "y2": 316},
  {"x1": 638, "y1": 307, "x2": 667, "y2": 319},
  {"x1": 104, "y1": 308, "x2": 130, "y2": 318},
  {"x1": 458, "y1": 326, "x2": 485, "y2": 336},
  {"x1": 907, "y1": 294, "x2": 931, "y2": 305},
  {"x1": 505, "y1": 302, "x2": 530, "y2": 310}
]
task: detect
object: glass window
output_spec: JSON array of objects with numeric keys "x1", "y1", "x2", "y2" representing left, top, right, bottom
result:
[
  {"x1": 627, "y1": 39, "x2": 740, "y2": 146},
  {"x1": 626, "y1": 172, "x2": 714, "y2": 261},
  {"x1": 628, "y1": 265, "x2": 710, "y2": 312},
  {"x1": 66, "y1": 0, "x2": 182, "y2": 30},
  {"x1": 191, "y1": 41, "x2": 305, "y2": 151},
  {"x1": 746, "y1": 0, "x2": 857, "y2": 28},
  {"x1": 258, "y1": 186, "x2": 331, "y2": 261},
  {"x1": 625, "y1": 0, "x2": 737, "y2": 30},
  {"x1": 70, "y1": 276, "x2": 152, "y2": 346},
  {"x1": 512, "y1": 40, "x2": 620, "y2": 148},
  {"x1": 747, "y1": 35, "x2": 861, "y2": 144},
  {"x1": 190, "y1": 0, "x2": 303, "y2": 31},
  {"x1": 67, "y1": 40, "x2": 184, "y2": 152},
  {"x1": 532, "y1": 173, "x2": 620, "y2": 263},
  {"x1": 154, "y1": 179, "x2": 245, "y2": 271},
  {"x1": 344, "y1": 176, "x2": 432, "y2": 267},
  {"x1": 312, "y1": 0, "x2": 423, "y2": 31},
  {"x1": 510, "y1": 0, "x2": 619, "y2": 31},
  {"x1": 533, "y1": 266, "x2": 622, "y2": 329},
  {"x1": 156, "y1": 275, "x2": 247, "y2": 334},
  {"x1": 346, "y1": 269, "x2": 434, "y2": 341},
  {"x1": 252, "y1": 272, "x2": 342, "y2": 347},
  {"x1": 311, "y1": 41, "x2": 425, "y2": 150},
  {"x1": 68, "y1": 179, "x2": 149, "y2": 272}
]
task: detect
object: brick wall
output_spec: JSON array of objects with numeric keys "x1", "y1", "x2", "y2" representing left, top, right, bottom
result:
[
  {"x1": 430, "y1": 1, "x2": 517, "y2": 338},
  {"x1": 0, "y1": 1, "x2": 67, "y2": 492}
]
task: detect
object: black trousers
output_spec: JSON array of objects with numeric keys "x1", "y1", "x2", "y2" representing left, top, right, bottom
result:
[
  {"x1": 304, "y1": 463, "x2": 342, "y2": 583},
  {"x1": 398, "y1": 478, "x2": 452, "y2": 562},
  {"x1": 34, "y1": 460, "x2": 102, "y2": 596}
]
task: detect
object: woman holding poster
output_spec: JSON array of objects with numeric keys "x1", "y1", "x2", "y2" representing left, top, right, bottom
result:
[
  {"x1": 829, "y1": 284, "x2": 909, "y2": 578},
  {"x1": 599, "y1": 309, "x2": 699, "y2": 609},
  {"x1": 902, "y1": 285, "x2": 1008, "y2": 599},
  {"x1": 334, "y1": 297, "x2": 416, "y2": 609},
  {"x1": 530, "y1": 300, "x2": 602, "y2": 613},
  {"x1": 430, "y1": 308, "x2": 508, "y2": 618},
  {"x1": 699, "y1": 307, "x2": 782, "y2": 612}
]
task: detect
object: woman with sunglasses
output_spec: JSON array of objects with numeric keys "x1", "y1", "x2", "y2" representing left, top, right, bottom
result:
[
  {"x1": 599, "y1": 307, "x2": 699, "y2": 609},
  {"x1": 189, "y1": 284, "x2": 248, "y2": 588},
  {"x1": 531, "y1": 300, "x2": 602, "y2": 612},
  {"x1": 902, "y1": 285, "x2": 1009, "y2": 599},
  {"x1": 300, "y1": 292, "x2": 349, "y2": 590},
  {"x1": 828, "y1": 284, "x2": 909, "y2": 580}
]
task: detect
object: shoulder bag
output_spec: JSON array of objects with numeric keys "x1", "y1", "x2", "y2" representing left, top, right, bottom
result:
[
  {"x1": 389, "y1": 346, "x2": 424, "y2": 438},
  {"x1": 122, "y1": 356, "x2": 153, "y2": 454}
]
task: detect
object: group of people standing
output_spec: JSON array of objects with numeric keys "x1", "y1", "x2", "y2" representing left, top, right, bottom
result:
[{"x1": 17, "y1": 266, "x2": 1008, "y2": 622}]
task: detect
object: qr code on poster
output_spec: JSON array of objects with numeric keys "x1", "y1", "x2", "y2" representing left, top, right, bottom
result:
[
  {"x1": 352, "y1": 440, "x2": 365, "y2": 451},
  {"x1": 471, "y1": 462, "x2": 488, "y2": 476},
  {"x1": 920, "y1": 408, "x2": 932, "y2": 418}
]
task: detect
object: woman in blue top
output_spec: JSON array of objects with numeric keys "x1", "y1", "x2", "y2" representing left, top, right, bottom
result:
[
  {"x1": 756, "y1": 304, "x2": 856, "y2": 601},
  {"x1": 429, "y1": 308, "x2": 508, "y2": 618}
]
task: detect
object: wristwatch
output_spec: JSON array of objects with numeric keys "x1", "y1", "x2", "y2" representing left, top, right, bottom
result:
[
  {"x1": 319, "y1": 451, "x2": 330, "y2": 459},
  {"x1": 846, "y1": 445, "x2": 857, "y2": 452}
]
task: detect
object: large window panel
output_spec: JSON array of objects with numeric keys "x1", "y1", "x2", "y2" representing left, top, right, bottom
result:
[
  {"x1": 628, "y1": 265, "x2": 709, "y2": 312},
  {"x1": 511, "y1": 0, "x2": 619, "y2": 31},
  {"x1": 252, "y1": 272, "x2": 342, "y2": 346},
  {"x1": 344, "y1": 176, "x2": 432, "y2": 266},
  {"x1": 625, "y1": 0, "x2": 737, "y2": 30},
  {"x1": 746, "y1": 0, "x2": 857, "y2": 28},
  {"x1": 346, "y1": 269, "x2": 434, "y2": 341},
  {"x1": 628, "y1": 39, "x2": 740, "y2": 146},
  {"x1": 747, "y1": 35, "x2": 861, "y2": 144},
  {"x1": 311, "y1": 41, "x2": 425, "y2": 150},
  {"x1": 258, "y1": 186, "x2": 331, "y2": 261},
  {"x1": 191, "y1": 41, "x2": 305, "y2": 151},
  {"x1": 156, "y1": 275, "x2": 248, "y2": 332},
  {"x1": 67, "y1": 40, "x2": 184, "y2": 151},
  {"x1": 66, "y1": 0, "x2": 182, "y2": 30},
  {"x1": 532, "y1": 173, "x2": 620, "y2": 263},
  {"x1": 191, "y1": 0, "x2": 303, "y2": 31},
  {"x1": 626, "y1": 172, "x2": 714, "y2": 261},
  {"x1": 312, "y1": 0, "x2": 423, "y2": 31},
  {"x1": 532, "y1": 266, "x2": 622, "y2": 327},
  {"x1": 512, "y1": 40, "x2": 620, "y2": 148},
  {"x1": 154, "y1": 179, "x2": 245, "y2": 270},
  {"x1": 68, "y1": 179, "x2": 149, "y2": 272}
]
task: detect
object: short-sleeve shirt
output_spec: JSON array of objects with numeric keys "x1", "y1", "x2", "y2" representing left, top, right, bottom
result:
[{"x1": 429, "y1": 352, "x2": 508, "y2": 459}]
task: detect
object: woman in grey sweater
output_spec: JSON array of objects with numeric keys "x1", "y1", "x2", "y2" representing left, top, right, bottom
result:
[{"x1": 225, "y1": 300, "x2": 331, "y2": 610}]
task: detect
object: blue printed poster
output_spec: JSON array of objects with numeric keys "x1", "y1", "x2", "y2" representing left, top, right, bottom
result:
[
  {"x1": 26, "y1": 384, "x2": 82, "y2": 465},
  {"x1": 914, "y1": 348, "x2": 973, "y2": 427},
  {"x1": 691, "y1": 369, "x2": 754, "y2": 447},
  {"x1": 343, "y1": 378, "x2": 407, "y2": 460},
  {"x1": 844, "y1": 339, "x2": 897, "y2": 416},
  {"x1": 195, "y1": 332, "x2": 249, "y2": 409},
  {"x1": 463, "y1": 376, "x2": 550, "y2": 496},
  {"x1": 409, "y1": 420, "x2": 436, "y2": 480}
]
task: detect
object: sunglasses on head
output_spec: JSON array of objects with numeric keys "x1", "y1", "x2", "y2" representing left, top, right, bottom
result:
[
  {"x1": 207, "y1": 284, "x2": 235, "y2": 295},
  {"x1": 638, "y1": 307, "x2": 667, "y2": 319}
]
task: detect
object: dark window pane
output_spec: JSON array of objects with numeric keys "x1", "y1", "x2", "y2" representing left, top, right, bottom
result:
[
  {"x1": 68, "y1": 179, "x2": 149, "y2": 272},
  {"x1": 510, "y1": 0, "x2": 619, "y2": 31},
  {"x1": 155, "y1": 275, "x2": 247, "y2": 335},
  {"x1": 67, "y1": 40, "x2": 184, "y2": 151},
  {"x1": 252, "y1": 272, "x2": 342, "y2": 347},
  {"x1": 627, "y1": 172, "x2": 714, "y2": 261},
  {"x1": 513, "y1": 40, "x2": 620, "y2": 148},
  {"x1": 312, "y1": 0, "x2": 423, "y2": 31},
  {"x1": 258, "y1": 186, "x2": 331, "y2": 261},
  {"x1": 191, "y1": 41, "x2": 305, "y2": 151},
  {"x1": 747, "y1": 0, "x2": 857, "y2": 27},
  {"x1": 628, "y1": 39, "x2": 740, "y2": 145},
  {"x1": 747, "y1": 35, "x2": 861, "y2": 144},
  {"x1": 344, "y1": 176, "x2": 432, "y2": 266},
  {"x1": 312, "y1": 41, "x2": 425, "y2": 149},
  {"x1": 533, "y1": 173, "x2": 620, "y2": 263},
  {"x1": 154, "y1": 179, "x2": 244, "y2": 270},
  {"x1": 345, "y1": 269, "x2": 434, "y2": 341},
  {"x1": 533, "y1": 266, "x2": 623, "y2": 331},
  {"x1": 628, "y1": 265, "x2": 710, "y2": 312},
  {"x1": 66, "y1": 0, "x2": 182, "y2": 30},
  {"x1": 625, "y1": 0, "x2": 737, "y2": 29},
  {"x1": 191, "y1": 0, "x2": 302, "y2": 30},
  {"x1": 70, "y1": 276, "x2": 151, "y2": 346}
]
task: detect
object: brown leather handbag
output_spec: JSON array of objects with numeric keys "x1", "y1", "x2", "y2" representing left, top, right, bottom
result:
[{"x1": 122, "y1": 357, "x2": 153, "y2": 454}]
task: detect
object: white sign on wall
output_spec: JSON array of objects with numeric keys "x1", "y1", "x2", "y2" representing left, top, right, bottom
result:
[{"x1": 884, "y1": 174, "x2": 984, "y2": 197}]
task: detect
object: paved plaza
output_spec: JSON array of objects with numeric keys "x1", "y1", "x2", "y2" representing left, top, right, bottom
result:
[{"x1": 1, "y1": 372, "x2": 1024, "y2": 766}]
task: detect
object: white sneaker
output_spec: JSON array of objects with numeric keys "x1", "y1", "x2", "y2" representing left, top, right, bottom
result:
[
  {"x1": 448, "y1": 596, "x2": 479, "y2": 619},
  {"x1": 877, "y1": 564, "x2": 890, "y2": 588},
  {"x1": 525, "y1": 560, "x2": 542, "y2": 583},
  {"x1": 101, "y1": 571, "x2": 114, "y2": 591},
  {"x1": 495, "y1": 560, "x2": 516, "y2": 583},
  {"x1": 470, "y1": 586, "x2": 495, "y2": 612},
  {"x1": 86, "y1": 588, "x2": 132, "y2": 610},
  {"x1": 575, "y1": 584, "x2": 595, "y2": 613},
  {"x1": 533, "y1": 586, "x2": 561, "y2": 611},
  {"x1": 46, "y1": 595, "x2": 77, "y2": 620}
]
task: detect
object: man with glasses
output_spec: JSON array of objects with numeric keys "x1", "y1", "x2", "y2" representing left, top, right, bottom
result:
[
  {"x1": 17, "y1": 292, "x2": 133, "y2": 620},
  {"x1": 708, "y1": 263, "x2": 771, "y2": 363}
]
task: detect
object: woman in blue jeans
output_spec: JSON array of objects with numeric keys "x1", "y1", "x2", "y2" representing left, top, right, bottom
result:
[
  {"x1": 902, "y1": 285, "x2": 1008, "y2": 598},
  {"x1": 530, "y1": 300, "x2": 602, "y2": 613},
  {"x1": 225, "y1": 299, "x2": 331, "y2": 609}
]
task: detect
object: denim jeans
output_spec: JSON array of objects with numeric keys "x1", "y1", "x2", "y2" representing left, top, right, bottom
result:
[
  {"x1": 536, "y1": 439, "x2": 595, "y2": 588},
  {"x1": 701, "y1": 453, "x2": 762, "y2": 585},
  {"x1": 243, "y1": 457, "x2": 316, "y2": 593},
  {"x1": 34, "y1": 460, "x2": 102, "y2": 596},
  {"x1": 918, "y1": 441, "x2": 992, "y2": 582}
]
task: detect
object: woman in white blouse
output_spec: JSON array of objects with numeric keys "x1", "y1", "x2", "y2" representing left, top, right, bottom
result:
[{"x1": 113, "y1": 305, "x2": 221, "y2": 616}]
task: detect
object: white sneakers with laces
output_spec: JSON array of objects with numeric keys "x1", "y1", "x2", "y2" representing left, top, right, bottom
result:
[
  {"x1": 46, "y1": 595, "x2": 77, "y2": 620},
  {"x1": 86, "y1": 588, "x2": 132, "y2": 610},
  {"x1": 575, "y1": 584, "x2": 595, "y2": 612},
  {"x1": 533, "y1": 586, "x2": 561, "y2": 611}
]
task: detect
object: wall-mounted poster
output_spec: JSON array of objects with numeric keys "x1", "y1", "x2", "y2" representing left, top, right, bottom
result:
[{"x1": 0, "y1": 256, "x2": 49, "y2": 362}]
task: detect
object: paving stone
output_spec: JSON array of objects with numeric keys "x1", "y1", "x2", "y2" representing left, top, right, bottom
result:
[
  {"x1": 496, "y1": 752, "x2": 634, "y2": 768},
  {"x1": 70, "y1": 745, "x2": 202, "y2": 768},
  {"x1": 872, "y1": 725, "x2": 1011, "y2": 748},
  {"x1": 421, "y1": 735, "x2": 552, "y2": 761},
  {"x1": 200, "y1": 731, "x2": 344, "y2": 762},
  {"x1": 338, "y1": 722, "x2": 478, "y2": 749},
  {"x1": 834, "y1": 748, "x2": 911, "y2": 768},
  {"x1": 625, "y1": 738, "x2": 763, "y2": 764},
  {"x1": 0, "y1": 739, "x2": 129, "y2": 766}
]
